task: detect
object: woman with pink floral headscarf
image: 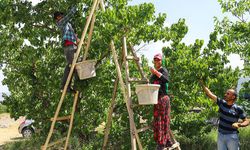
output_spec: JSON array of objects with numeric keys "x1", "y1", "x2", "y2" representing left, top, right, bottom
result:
[{"x1": 150, "y1": 53, "x2": 171, "y2": 150}]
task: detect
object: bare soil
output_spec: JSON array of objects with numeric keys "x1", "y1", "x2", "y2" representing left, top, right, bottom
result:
[{"x1": 0, "y1": 113, "x2": 24, "y2": 145}]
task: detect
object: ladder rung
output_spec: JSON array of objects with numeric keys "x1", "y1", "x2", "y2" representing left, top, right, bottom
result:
[
  {"x1": 136, "y1": 126, "x2": 151, "y2": 133},
  {"x1": 50, "y1": 115, "x2": 71, "y2": 121},
  {"x1": 131, "y1": 104, "x2": 140, "y2": 108},
  {"x1": 41, "y1": 137, "x2": 66, "y2": 149},
  {"x1": 126, "y1": 56, "x2": 139, "y2": 61}
]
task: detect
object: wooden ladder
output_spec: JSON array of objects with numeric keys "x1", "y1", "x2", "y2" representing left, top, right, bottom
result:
[
  {"x1": 102, "y1": 37, "x2": 144, "y2": 149},
  {"x1": 41, "y1": 0, "x2": 181, "y2": 149},
  {"x1": 106, "y1": 38, "x2": 146, "y2": 150},
  {"x1": 41, "y1": 0, "x2": 103, "y2": 149},
  {"x1": 103, "y1": 37, "x2": 181, "y2": 150},
  {"x1": 41, "y1": 91, "x2": 79, "y2": 150}
]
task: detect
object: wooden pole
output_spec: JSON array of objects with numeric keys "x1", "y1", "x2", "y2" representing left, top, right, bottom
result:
[
  {"x1": 123, "y1": 37, "x2": 137, "y2": 149},
  {"x1": 64, "y1": 91, "x2": 79, "y2": 150},
  {"x1": 122, "y1": 36, "x2": 142, "y2": 150},
  {"x1": 103, "y1": 49, "x2": 126, "y2": 150},
  {"x1": 102, "y1": 77, "x2": 119, "y2": 150},
  {"x1": 110, "y1": 41, "x2": 143, "y2": 150},
  {"x1": 102, "y1": 50, "x2": 125, "y2": 149},
  {"x1": 100, "y1": 0, "x2": 105, "y2": 11},
  {"x1": 42, "y1": 0, "x2": 99, "y2": 149},
  {"x1": 83, "y1": 6, "x2": 98, "y2": 61}
]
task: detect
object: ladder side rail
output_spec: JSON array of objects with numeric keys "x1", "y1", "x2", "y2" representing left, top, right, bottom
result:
[
  {"x1": 82, "y1": 14, "x2": 96, "y2": 61},
  {"x1": 83, "y1": 2, "x2": 99, "y2": 61},
  {"x1": 110, "y1": 41, "x2": 143, "y2": 150},
  {"x1": 102, "y1": 77, "x2": 119, "y2": 150},
  {"x1": 64, "y1": 91, "x2": 79, "y2": 150},
  {"x1": 123, "y1": 37, "x2": 137, "y2": 149},
  {"x1": 103, "y1": 51, "x2": 125, "y2": 150},
  {"x1": 100, "y1": 0, "x2": 105, "y2": 11}
]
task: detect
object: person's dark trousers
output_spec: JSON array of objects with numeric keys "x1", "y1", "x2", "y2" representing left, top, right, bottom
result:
[{"x1": 60, "y1": 45, "x2": 78, "y2": 91}]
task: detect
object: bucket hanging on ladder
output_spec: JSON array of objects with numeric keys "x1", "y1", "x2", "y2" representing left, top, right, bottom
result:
[
  {"x1": 75, "y1": 60, "x2": 96, "y2": 80},
  {"x1": 135, "y1": 84, "x2": 160, "y2": 105}
]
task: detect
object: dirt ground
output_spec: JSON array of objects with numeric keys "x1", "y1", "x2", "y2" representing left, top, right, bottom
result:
[{"x1": 0, "y1": 113, "x2": 24, "y2": 146}]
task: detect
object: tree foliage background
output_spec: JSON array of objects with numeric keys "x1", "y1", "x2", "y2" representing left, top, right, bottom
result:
[{"x1": 0, "y1": 0, "x2": 249, "y2": 149}]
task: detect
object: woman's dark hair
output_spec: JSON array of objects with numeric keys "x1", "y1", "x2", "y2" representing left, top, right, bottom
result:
[{"x1": 53, "y1": 11, "x2": 64, "y2": 20}]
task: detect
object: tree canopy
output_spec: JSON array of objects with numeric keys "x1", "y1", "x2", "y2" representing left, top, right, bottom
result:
[{"x1": 0, "y1": 0, "x2": 248, "y2": 149}]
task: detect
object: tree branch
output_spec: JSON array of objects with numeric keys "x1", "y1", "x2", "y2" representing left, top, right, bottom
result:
[
  {"x1": 136, "y1": 43, "x2": 148, "y2": 53},
  {"x1": 96, "y1": 50, "x2": 110, "y2": 68},
  {"x1": 232, "y1": 12, "x2": 246, "y2": 23},
  {"x1": 32, "y1": 24, "x2": 57, "y2": 33}
]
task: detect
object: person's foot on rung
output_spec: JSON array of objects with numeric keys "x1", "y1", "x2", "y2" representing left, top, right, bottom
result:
[{"x1": 60, "y1": 87, "x2": 76, "y2": 94}]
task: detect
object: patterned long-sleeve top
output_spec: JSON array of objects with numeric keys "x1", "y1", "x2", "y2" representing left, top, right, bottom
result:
[
  {"x1": 56, "y1": 7, "x2": 77, "y2": 46},
  {"x1": 150, "y1": 67, "x2": 169, "y2": 96}
]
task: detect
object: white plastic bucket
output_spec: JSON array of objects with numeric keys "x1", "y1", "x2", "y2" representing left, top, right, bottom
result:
[
  {"x1": 135, "y1": 84, "x2": 160, "y2": 105},
  {"x1": 75, "y1": 60, "x2": 96, "y2": 80}
]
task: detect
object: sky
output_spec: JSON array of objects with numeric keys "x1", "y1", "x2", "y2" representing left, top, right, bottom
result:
[
  {"x1": 0, "y1": 0, "x2": 245, "y2": 100},
  {"x1": 128, "y1": 0, "x2": 243, "y2": 68}
]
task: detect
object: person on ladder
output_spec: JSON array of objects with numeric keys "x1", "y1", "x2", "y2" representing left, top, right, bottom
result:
[
  {"x1": 53, "y1": 6, "x2": 80, "y2": 93},
  {"x1": 150, "y1": 53, "x2": 172, "y2": 150}
]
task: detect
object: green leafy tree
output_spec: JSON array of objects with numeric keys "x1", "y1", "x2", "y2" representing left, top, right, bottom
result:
[
  {"x1": 238, "y1": 81, "x2": 250, "y2": 115},
  {"x1": 213, "y1": 0, "x2": 250, "y2": 126},
  {"x1": 0, "y1": 0, "x2": 184, "y2": 148},
  {"x1": 0, "y1": 0, "x2": 244, "y2": 149},
  {"x1": 215, "y1": 0, "x2": 250, "y2": 75},
  {"x1": 162, "y1": 37, "x2": 240, "y2": 139}
]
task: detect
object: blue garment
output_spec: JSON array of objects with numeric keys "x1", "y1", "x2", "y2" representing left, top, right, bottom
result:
[
  {"x1": 217, "y1": 132, "x2": 239, "y2": 150},
  {"x1": 217, "y1": 98, "x2": 246, "y2": 134},
  {"x1": 56, "y1": 7, "x2": 77, "y2": 46}
]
